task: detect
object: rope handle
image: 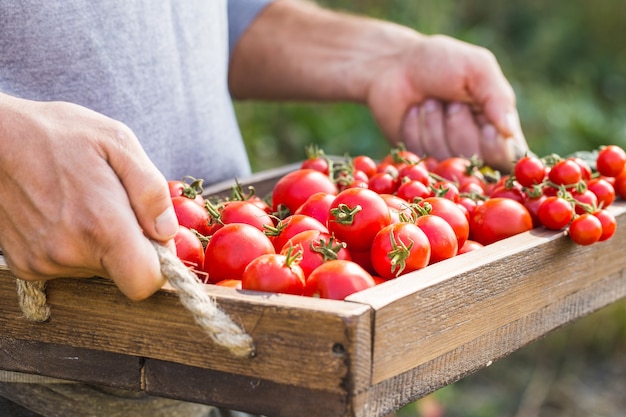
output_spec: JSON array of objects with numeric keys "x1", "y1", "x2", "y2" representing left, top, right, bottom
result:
[{"x1": 15, "y1": 241, "x2": 255, "y2": 358}]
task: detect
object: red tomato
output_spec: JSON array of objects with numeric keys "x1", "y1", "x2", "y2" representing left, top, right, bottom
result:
[
  {"x1": 266, "y1": 214, "x2": 329, "y2": 252},
  {"x1": 281, "y1": 230, "x2": 351, "y2": 279},
  {"x1": 596, "y1": 145, "x2": 626, "y2": 177},
  {"x1": 370, "y1": 223, "x2": 431, "y2": 279},
  {"x1": 294, "y1": 192, "x2": 335, "y2": 226},
  {"x1": 418, "y1": 197, "x2": 470, "y2": 249},
  {"x1": 457, "y1": 239, "x2": 484, "y2": 255},
  {"x1": 305, "y1": 260, "x2": 375, "y2": 300},
  {"x1": 586, "y1": 177, "x2": 616, "y2": 209},
  {"x1": 396, "y1": 179, "x2": 431, "y2": 203},
  {"x1": 367, "y1": 172, "x2": 398, "y2": 195},
  {"x1": 414, "y1": 214, "x2": 458, "y2": 264},
  {"x1": 241, "y1": 251, "x2": 305, "y2": 295},
  {"x1": 203, "y1": 223, "x2": 275, "y2": 283},
  {"x1": 614, "y1": 168, "x2": 626, "y2": 199},
  {"x1": 327, "y1": 188, "x2": 392, "y2": 252},
  {"x1": 430, "y1": 180, "x2": 460, "y2": 202},
  {"x1": 353, "y1": 155, "x2": 378, "y2": 178},
  {"x1": 568, "y1": 213, "x2": 602, "y2": 246},
  {"x1": 301, "y1": 156, "x2": 330, "y2": 175},
  {"x1": 272, "y1": 169, "x2": 337, "y2": 214},
  {"x1": 398, "y1": 163, "x2": 430, "y2": 185},
  {"x1": 523, "y1": 194, "x2": 548, "y2": 228},
  {"x1": 548, "y1": 159, "x2": 582, "y2": 186},
  {"x1": 514, "y1": 155, "x2": 546, "y2": 188},
  {"x1": 168, "y1": 177, "x2": 205, "y2": 205},
  {"x1": 489, "y1": 184, "x2": 527, "y2": 204},
  {"x1": 209, "y1": 200, "x2": 274, "y2": 232},
  {"x1": 171, "y1": 196, "x2": 211, "y2": 236},
  {"x1": 381, "y1": 148, "x2": 421, "y2": 167},
  {"x1": 594, "y1": 209, "x2": 617, "y2": 242},
  {"x1": 537, "y1": 196, "x2": 575, "y2": 230},
  {"x1": 215, "y1": 279, "x2": 242, "y2": 289},
  {"x1": 380, "y1": 193, "x2": 412, "y2": 224},
  {"x1": 470, "y1": 198, "x2": 533, "y2": 245},
  {"x1": 570, "y1": 189, "x2": 599, "y2": 215},
  {"x1": 174, "y1": 225, "x2": 205, "y2": 271}
]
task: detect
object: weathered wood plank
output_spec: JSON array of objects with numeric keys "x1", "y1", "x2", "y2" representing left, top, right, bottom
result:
[
  {"x1": 0, "y1": 337, "x2": 142, "y2": 389},
  {"x1": 347, "y1": 202, "x2": 626, "y2": 386},
  {"x1": 0, "y1": 273, "x2": 372, "y2": 394}
]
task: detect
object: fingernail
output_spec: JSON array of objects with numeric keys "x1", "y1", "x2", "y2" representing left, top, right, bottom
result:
[
  {"x1": 406, "y1": 105, "x2": 419, "y2": 120},
  {"x1": 506, "y1": 112, "x2": 520, "y2": 138},
  {"x1": 155, "y1": 207, "x2": 179, "y2": 238},
  {"x1": 423, "y1": 98, "x2": 439, "y2": 113},
  {"x1": 446, "y1": 102, "x2": 463, "y2": 116},
  {"x1": 482, "y1": 123, "x2": 497, "y2": 144}
]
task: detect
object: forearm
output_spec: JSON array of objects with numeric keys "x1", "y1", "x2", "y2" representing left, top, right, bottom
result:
[{"x1": 228, "y1": 0, "x2": 419, "y2": 103}]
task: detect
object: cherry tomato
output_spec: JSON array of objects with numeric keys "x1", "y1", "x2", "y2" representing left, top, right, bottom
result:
[
  {"x1": 470, "y1": 198, "x2": 533, "y2": 245},
  {"x1": 414, "y1": 214, "x2": 458, "y2": 264},
  {"x1": 203, "y1": 223, "x2": 275, "y2": 283},
  {"x1": 367, "y1": 172, "x2": 398, "y2": 195},
  {"x1": 328, "y1": 188, "x2": 392, "y2": 252},
  {"x1": 548, "y1": 159, "x2": 582, "y2": 186},
  {"x1": 174, "y1": 225, "x2": 205, "y2": 271},
  {"x1": 353, "y1": 155, "x2": 378, "y2": 178},
  {"x1": 457, "y1": 239, "x2": 484, "y2": 255},
  {"x1": 172, "y1": 196, "x2": 211, "y2": 236},
  {"x1": 594, "y1": 209, "x2": 617, "y2": 242},
  {"x1": 570, "y1": 189, "x2": 599, "y2": 215},
  {"x1": 242, "y1": 251, "x2": 305, "y2": 296},
  {"x1": 537, "y1": 196, "x2": 575, "y2": 230},
  {"x1": 380, "y1": 194, "x2": 412, "y2": 224},
  {"x1": 265, "y1": 214, "x2": 329, "y2": 252},
  {"x1": 272, "y1": 169, "x2": 337, "y2": 214},
  {"x1": 168, "y1": 177, "x2": 205, "y2": 205},
  {"x1": 294, "y1": 192, "x2": 335, "y2": 226},
  {"x1": 396, "y1": 179, "x2": 431, "y2": 203},
  {"x1": 514, "y1": 155, "x2": 546, "y2": 188},
  {"x1": 209, "y1": 200, "x2": 274, "y2": 232},
  {"x1": 397, "y1": 163, "x2": 430, "y2": 185},
  {"x1": 613, "y1": 168, "x2": 626, "y2": 199},
  {"x1": 418, "y1": 196, "x2": 470, "y2": 249},
  {"x1": 596, "y1": 145, "x2": 626, "y2": 177},
  {"x1": 523, "y1": 194, "x2": 548, "y2": 228},
  {"x1": 305, "y1": 260, "x2": 375, "y2": 300},
  {"x1": 370, "y1": 223, "x2": 431, "y2": 279},
  {"x1": 281, "y1": 230, "x2": 351, "y2": 279},
  {"x1": 568, "y1": 213, "x2": 602, "y2": 246},
  {"x1": 586, "y1": 177, "x2": 616, "y2": 209},
  {"x1": 215, "y1": 279, "x2": 242, "y2": 289}
]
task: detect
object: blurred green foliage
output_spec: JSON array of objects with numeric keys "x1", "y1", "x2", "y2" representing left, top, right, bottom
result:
[{"x1": 234, "y1": 0, "x2": 626, "y2": 171}]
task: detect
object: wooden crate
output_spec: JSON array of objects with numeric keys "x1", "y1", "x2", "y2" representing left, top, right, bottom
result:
[{"x1": 1, "y1": 164, "x2": 626, "y2": 417}]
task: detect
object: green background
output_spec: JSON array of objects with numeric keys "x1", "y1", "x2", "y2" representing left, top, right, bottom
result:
[{"x1": 233, "y1": 1, "x2": 626, "y2": 416}]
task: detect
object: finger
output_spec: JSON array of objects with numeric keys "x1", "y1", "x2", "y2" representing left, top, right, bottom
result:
[
  {"x1": 419, "y1": 99, "x2": 451, "y2": 161},
  {"x1": 401, "y1": 105, "x2": 425, "y2": 157},
  {"x1": 103, "y1": 127, "x2": 179, "y2": 243},
  {"x1": 444, "y1": 102, "x2": 482, "y2": 159},
  {"x1": 480, "y1": 123, "x2": 517, "y2": 173}
]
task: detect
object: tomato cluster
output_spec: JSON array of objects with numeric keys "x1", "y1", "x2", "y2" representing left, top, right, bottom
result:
[{"x1": 168, "y1": 144, "x2": 625, "y2": 300}]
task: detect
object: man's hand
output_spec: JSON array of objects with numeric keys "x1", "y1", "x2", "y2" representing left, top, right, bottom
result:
[
  {"x1": 0, "y1": 93, "x2": 178, "y2": 300},
  {"x1": 230, "y1": 1, "x2": 528, "y2": 172}
]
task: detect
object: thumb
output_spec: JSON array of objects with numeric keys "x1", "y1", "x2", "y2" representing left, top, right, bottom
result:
[{"x1": 105, "y1": 128, "x2": 179, "y2": 243}]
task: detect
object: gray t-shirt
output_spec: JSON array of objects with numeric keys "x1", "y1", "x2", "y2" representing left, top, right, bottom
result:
[{"x1": 0, "y1": 0, "x2": 269, "y2": 184}]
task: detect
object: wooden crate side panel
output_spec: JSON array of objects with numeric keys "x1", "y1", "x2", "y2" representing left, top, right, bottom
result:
[
  {"x1": 351, "y1": 268, "x2": 626, "y2": 417},
  {"x1": 0, "y1": 274, "x2": 372, "y2": 392},
  {"x1": 348, "y1": 203, "x2": 626, "y2": 385},
  {"x1": 0, "y1": 337, "x2": 142, "y2": 390},
  {"x1": 144, "y1": 358, "x2": 351, "y2": 417}
]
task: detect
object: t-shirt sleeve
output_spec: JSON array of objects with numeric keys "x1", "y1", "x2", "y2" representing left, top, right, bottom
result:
[{"x1": 228, "y1": 0, "x2": 273, "y2": 59}]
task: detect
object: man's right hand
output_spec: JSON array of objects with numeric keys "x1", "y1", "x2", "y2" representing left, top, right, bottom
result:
[{"x1": 0, "y1": 93, "x2": 178, "y2": 300}]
